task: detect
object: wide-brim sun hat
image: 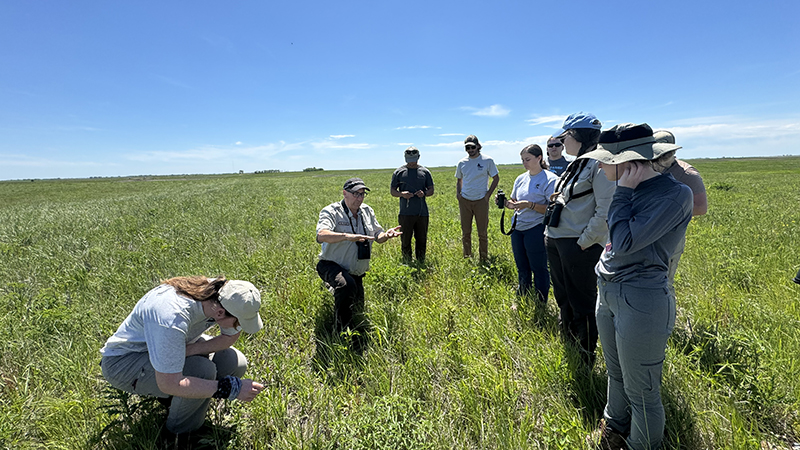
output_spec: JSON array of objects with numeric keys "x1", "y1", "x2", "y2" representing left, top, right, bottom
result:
[
  {"x1": 579, "y1": 123, "x2": 681, "y2": 164},
  {"x1": 219, "y1": 280, "x2": 264, "y2": 334}
]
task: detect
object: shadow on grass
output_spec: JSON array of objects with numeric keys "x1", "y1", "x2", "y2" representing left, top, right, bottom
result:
[
  {"x1": 660, "y1": 379, "x2": 703, "y2": 450},
  {"x1": 92, "y1": 386, "x2": 237, "y2": 450},
  {"x1": 563, "y1": 343, "x2": 608, "y2": 427},
  {"x1": 312, "y1": 298, "x2": 371, "y2": 384}
]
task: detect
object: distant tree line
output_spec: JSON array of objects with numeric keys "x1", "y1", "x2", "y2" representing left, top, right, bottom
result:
[
  {"x1": 303, "y1": 167, "x2": 324, "y2": 172},
  {"x1": 255, "y1": 169, "x2": 281, "y2": 174}
]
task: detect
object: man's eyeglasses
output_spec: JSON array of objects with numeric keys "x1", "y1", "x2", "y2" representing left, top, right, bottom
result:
[
  {"x1": 465, "y1": 145, "x2": 477, "y2": 150},
  {"x1": 349, "y1": 191, "x2": 367, "y2": 198},
  {"x1": 547, "y1": 143, "x2": 563, "y2": 148}
]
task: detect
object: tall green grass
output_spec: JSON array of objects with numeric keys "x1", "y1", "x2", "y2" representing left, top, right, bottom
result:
[{"x1": 0, "y1": 158, "x2": 798, "y2": 449}]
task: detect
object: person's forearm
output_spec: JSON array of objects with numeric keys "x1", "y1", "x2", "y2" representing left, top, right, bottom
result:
[
  {"x1": 157, "y1": 372, "x2": 220, "y2": 399},
  {"x1": 317, "y1": 229, "x2": 351, "y2": 243},
  {"x1": 391, "y1": 186, "x2": 402, "y2": 198},
  {"x1": 426, "y1": 186, "x2": 435, "y2": 197},
  {"x1": 186, "y1": 333, "x2": 238, "y2": 357}
]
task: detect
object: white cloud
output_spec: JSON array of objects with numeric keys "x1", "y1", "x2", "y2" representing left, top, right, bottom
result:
[
  {"x1": 330, "y1": 134, "x2": 355, "y2": 139},
  {"x1": 463, "y1": 104, "x2": 510, "y2": 117},
  {"x1": 235, "y1": 141, "x2": 243, "y2": 145},
  {"x1": 395, "y1": 125, "x2": 439, "y2": 130},
  {"x1": 526, "y1": 115, "x2": 566, "y2": 127},
  {"x1": 437, "y1": 133, "x2": 463, "y2": 137}
]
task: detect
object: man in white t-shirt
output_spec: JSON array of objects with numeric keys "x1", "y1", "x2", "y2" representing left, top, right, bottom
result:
[{"x1": 455, "y1": 135, "x2": 500, "y2": 261}]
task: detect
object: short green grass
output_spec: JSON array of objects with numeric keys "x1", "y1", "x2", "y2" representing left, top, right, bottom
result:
[{"x1": 0, "y1": 157, "x2": 798, "y2": 449}]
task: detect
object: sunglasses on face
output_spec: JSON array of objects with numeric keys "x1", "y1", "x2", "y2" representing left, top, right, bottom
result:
[
  {"x1": 349, "y1": 191, "x2": 367, "y2": 198},
  {"x1": 547, "y1": 143, "x2": 563, "y2": 148},
  {"x1": 465, "y1": 145, "x2": 477, "y2": 150}
]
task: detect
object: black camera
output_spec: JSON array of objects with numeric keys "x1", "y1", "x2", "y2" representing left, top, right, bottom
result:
[
  {"x1": 356, "y1": 240, "x2": 371, "y2": 260},
  {"x1": 543, "y1": 202, "x2": 564, "y2": 227},
  {"x1": 495, "y1": 189, "x2": 506, "y2": 209}
]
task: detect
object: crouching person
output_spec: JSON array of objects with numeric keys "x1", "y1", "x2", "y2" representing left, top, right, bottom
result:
[{"x1": 100, "y1": 276, "x2": 265, "y2": 438}]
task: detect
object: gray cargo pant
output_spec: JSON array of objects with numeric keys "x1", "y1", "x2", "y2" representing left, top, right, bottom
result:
[
  {"x1": 596, "y1": 280, "x2": 675, "y2": 450},
  {"x1": 101, "y1": 336, "x2": 247, "y2": 434}
]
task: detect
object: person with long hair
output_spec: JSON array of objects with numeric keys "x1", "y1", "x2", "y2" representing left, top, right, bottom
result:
[
  {"x1": 544, "y1": 112, "x2": 616, "y2": 366},
  {"x1": 581, "y1": 123, "x2": 692, "y2": 450},
  {"x1": 100, "y1": 276, "x2": 265, "y2": 441},
  {"x1": 503, "y1": 144, "x2": 558, "y2": 303}
]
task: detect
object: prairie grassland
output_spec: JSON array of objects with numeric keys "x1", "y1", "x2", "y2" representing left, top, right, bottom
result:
[{"x1": 0, "y1": 157, "x2": 798, "y2": 449}]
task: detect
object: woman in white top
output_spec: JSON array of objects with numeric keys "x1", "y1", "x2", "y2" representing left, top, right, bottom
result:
[{"x1": 504, "y1": 144, "x2": 558, "y2": 303}]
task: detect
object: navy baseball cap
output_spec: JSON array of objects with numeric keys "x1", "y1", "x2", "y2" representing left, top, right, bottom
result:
[{"x1": 552, "y1": 112, "x2": 602, "y2": 138}]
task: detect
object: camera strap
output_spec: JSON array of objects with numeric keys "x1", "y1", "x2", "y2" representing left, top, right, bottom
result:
[
  {"x1": 499, "y1": 209, "x2": 516, "y2": 236},
  {"x1": 341, "y1": 200, "x2": 363, "y2": 235}
]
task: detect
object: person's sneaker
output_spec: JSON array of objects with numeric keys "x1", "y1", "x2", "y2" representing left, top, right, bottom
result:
[{"x1": 586, "y1": 419, "x2": 627, "y2": 449}]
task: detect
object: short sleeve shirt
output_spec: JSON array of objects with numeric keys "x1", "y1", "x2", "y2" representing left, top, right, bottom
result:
[
  {"x1": 99, "y1": 285, "x2": 215, "y2": 374},
  {"x1": 316, "y1": 201, "x2": 384, "y2": 276},
  {"x1": 391, "y1": 165, "x2": 435, "y2": 216},
  {"x1": 455, "y1": 154, "x2": 499, "y2": 201},
  {"x1": 666, "y1": 159, "x2": 706, "y2": 195},
  {"x1": 511, "y1": 170, "x2": 559, "y2": 231}
]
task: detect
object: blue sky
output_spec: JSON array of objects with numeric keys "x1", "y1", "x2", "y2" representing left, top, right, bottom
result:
[{"x1": 1, "y1": 1, "x2": 799, "y2": 180}]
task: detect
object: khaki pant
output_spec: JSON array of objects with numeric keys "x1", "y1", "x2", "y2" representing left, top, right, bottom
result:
[{"x1": 458, "y1": 196, "x2": 490, "y2": 260}]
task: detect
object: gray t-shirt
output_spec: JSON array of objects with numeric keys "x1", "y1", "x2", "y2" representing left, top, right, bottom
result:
[
  {"x1": 511, "y1": 170, "x2": 558, "y2": 231},
  {"x1": 100, "y1": 284, "x2": 237, "y2": 374},
  {"x1": 391, "y1": 165, "x2": 434, "y2": 216},
  {"x1": 455, "y1": 154, "x2": 499, "y2": 201}
]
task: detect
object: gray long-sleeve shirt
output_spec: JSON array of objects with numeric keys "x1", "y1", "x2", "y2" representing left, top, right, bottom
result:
[{"x1": 596, "y1": 173, "x2": 693, "y2": 287}]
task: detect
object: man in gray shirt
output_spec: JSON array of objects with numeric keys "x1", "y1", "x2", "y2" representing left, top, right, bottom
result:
[
  {"x1": 391, "y1": 146, "x2": 435, "y2": 263},
  {"x1": 316, "y1": 178, "x2": 402, "y2": 331}
]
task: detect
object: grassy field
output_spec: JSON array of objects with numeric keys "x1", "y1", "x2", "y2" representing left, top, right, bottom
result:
[{"x1": 0, "y1": 156, "x2": 798, "y2": 449}]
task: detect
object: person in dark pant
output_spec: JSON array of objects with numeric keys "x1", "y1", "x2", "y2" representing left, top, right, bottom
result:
[
  {"x1": 391, "y1": 146, "x2": 435, "y2": 263},
  {"x1": 502, "y1": 144, "x2": 558, "y2": 303},
  {"x1": 544, "y1": 112, "x2": 615, "y2": 366},
  {"x1": 316, "y1": 178, "x2": 402, "y2": 330}
]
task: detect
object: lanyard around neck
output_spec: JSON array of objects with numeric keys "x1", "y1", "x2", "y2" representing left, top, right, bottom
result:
[{"x1": 341, "y1": 200, "x2": 361, "y2": 234}]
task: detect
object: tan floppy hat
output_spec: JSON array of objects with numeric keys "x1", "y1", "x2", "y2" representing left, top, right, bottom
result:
[{"x1": 579, "y1": 123, "x2": 681, "y2": 164}]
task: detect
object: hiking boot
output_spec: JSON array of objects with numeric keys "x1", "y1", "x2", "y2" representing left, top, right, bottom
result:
[{"x1": 587, "y1": 419, "x2": 627, "y2": 449}]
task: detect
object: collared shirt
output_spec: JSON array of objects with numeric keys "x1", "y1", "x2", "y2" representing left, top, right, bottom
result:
[{"x1": 316, "y1": 201, "x2": 384, "y2": 276}]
